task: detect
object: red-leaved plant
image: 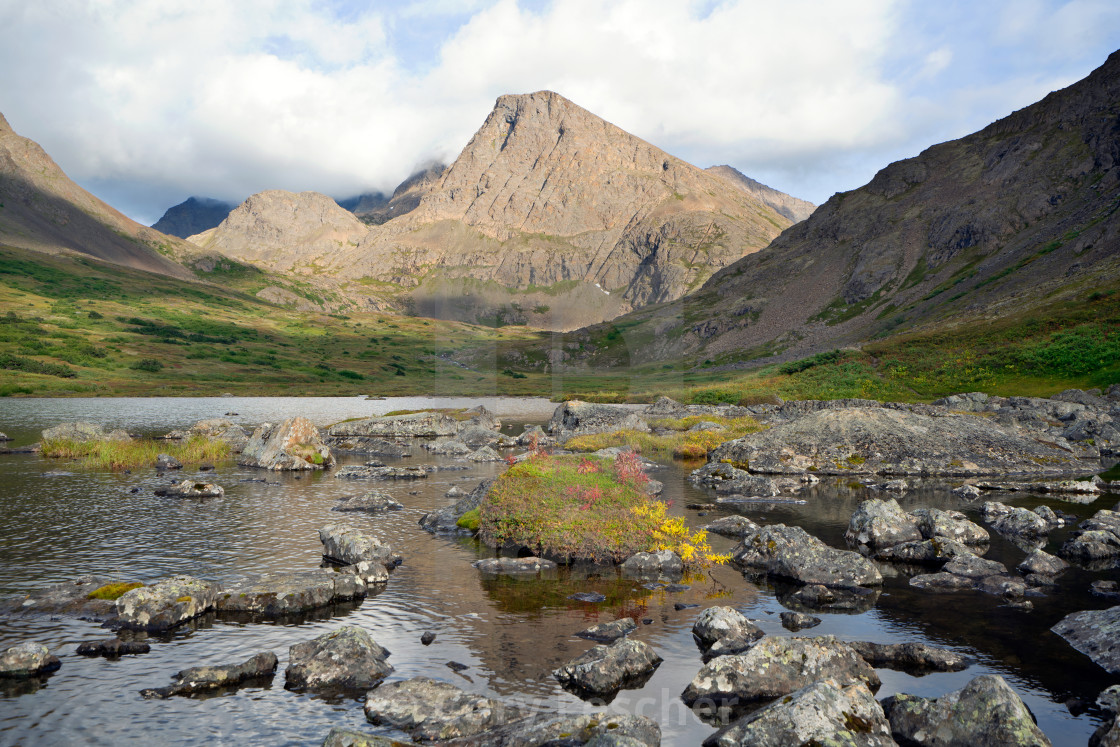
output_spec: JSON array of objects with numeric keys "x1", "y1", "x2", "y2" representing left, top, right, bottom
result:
[{"x1": 613, "y1": 450, "x2": 648, "y2": 486}]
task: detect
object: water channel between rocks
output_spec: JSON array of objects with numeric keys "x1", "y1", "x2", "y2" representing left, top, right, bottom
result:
[{"x1": 0, "y1": 396, "x2": 1116, "y2": 746}]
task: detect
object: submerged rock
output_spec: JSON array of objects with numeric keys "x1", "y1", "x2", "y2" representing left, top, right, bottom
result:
[
  {"x1": 240, "y1": 417, "x2": 333, "y2": 470},
  {"x1": 732, "y1": 524, "x2": 882, "y2": 589},
  {"x1": 1051, "y1": 605, "x2": 1120, "y2": 675},
  {"x1": 319, "y1": 525, "x2": 400, "y2": 569},
  {"x1": 0, "y1": 642, "x2": 61, "y2": 678},
  {"x1": 554, "y1": 638, "x2": 662, "y2": 699},
  {"x1": 882, "y1": 674, "x2": 1051, "y2": 746},
  {"x1": 115, "y1": 575, "x2": 221, "y2": 632},
  {"x1": 363, "y1": 676, "x2": 520, "y2": 741},
  {"x1": 689, "y1": 461, "x2": 780, "y2": 497},
  {"x1": 332, "y1": 491, "x2": 403, "y2": 513},
  {"x1": 779, "y1": 583, "x2": 881, "y2": 613},
  {"x1": 285, "y1": 626, "x2": 392, "y2": 692},
  {"x1": 704, "y1": 677, "x2": 894, "y2": 747},
  {"x1": 576, "y1": 617, "x2": 638, "y2": 643},
  {"x1": 681, "y1": 635, "x2": 879, "y2": 705},
  {"x1": 76, "y1": 638, "x2": 151, "y2": 657},
  {"x1": 215, "y1": 570, "x2": 366, "y2": 618},
  {"x1": 153, "y1": 479, "x2": 224, "y2": 498},
  {"x1": 140, "y1": 651, "x2": 277, "y2": 698},
  {"x1": 847, "y1": 641, "x2": 970, "y2": 674}
]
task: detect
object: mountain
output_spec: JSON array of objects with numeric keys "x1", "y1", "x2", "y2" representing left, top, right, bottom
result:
[
  {"x1": 335, "y1": 190, "x2": 388, "y2": 217},
  {"x1": 152, "y1": 196, "x2": 236, "y2": 238},
  {"x1": 706, "y1": 166, "x2": 816, "y2": 223},
  {"x1": 569, "y1": 50, "x2": 1120, "y2": 367},
  {"x1": 191, "y1": 91, "x2": 801, "y2": 330},
  {"x1": 0, "y1": 112, "x2": 196, "y2": 281}
]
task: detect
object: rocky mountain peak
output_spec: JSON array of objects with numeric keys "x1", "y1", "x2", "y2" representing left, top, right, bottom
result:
[{"x1": 706, "y1": 165, "x2": 817, "y2": 223}]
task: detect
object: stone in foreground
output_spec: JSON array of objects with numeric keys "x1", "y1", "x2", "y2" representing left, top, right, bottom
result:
[
  {"x1": 0, "y1": 642, "x2": 61, "y2": 678},
  {"x1": 704, "y1": 677, "x2": 895, "y2": 747},
  {"x1": 140, "y1": 651, "x2": 277, "y2": 698},
  {"x1": 285, "y1": 626, "x2": 392, "y2": 692},
  {"x1": 364, "y1": 677, "x2": 521, "y2": 741},
  {"x1": 114, "y1": 575, "x2": 221, "y2": 632},
  {"x1": 1051, "y1": 605, "x2": 1120, "y2": 675},
  {"x1": 882, "y1": 674, "x2": 1051, "y2": 746},
  {"x1": 681, "y1": 635, "x2": 879, "y2": 705},
  {"x1": 240, "y1": 416, "x2": 334, "y2": 470},
  {"x1": 554, "y1": 638, "x2": 662, "y2": 699},
  {"x1": 732, "y1": 524, "x2": 882, "y2": 588}
]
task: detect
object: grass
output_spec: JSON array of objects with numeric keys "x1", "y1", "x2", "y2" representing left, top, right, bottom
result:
[
  {"x1": 40, "y1": 436, "x2": 232, "y2": 471},
  {"x1": 564, "y1": 414, "x2": 763, "y2": 461}
]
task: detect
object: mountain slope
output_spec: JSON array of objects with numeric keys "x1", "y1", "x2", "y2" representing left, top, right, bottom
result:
[
  {"x1": 573, "y1": 50, "x2": 1120, "y2": 367},
  {"x1": 152, "y1": 196, "x2": 236, "y2": 238},
  {"x1": 0, "y1": 113, "x2": 197, "y2": 281},
  {"x1": 706, "y1": 166, "x2": 816, "y2": 223},
  {"x1": 192, "y1": 91, "x2": 802, "y2": 330}
]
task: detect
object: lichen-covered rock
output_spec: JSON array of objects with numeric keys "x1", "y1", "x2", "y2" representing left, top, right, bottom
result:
[
  {"x1": 319, "y1": 525, "x2": 400, "y2": 569},
  {"x1": 619, "y1": 550, "x2": 684, "y2": 581},
  {"x1": 1060, "y1": 510, "x2": 1120, "y2": 561},
  {"x1": 846, "y1": 641, "x2": 970, "y2": 674},
  {"x1": 1017, "y1": 550, "x2": 1069, "y2": 577},
  {"x1": 335, "y1": 464, "x2": 431, "y2": 480},
  {"x1": 0, "y1": 642, "x2": 61, "y2": 678},
  {"x1": 0, "y1": 575, "x2": 137, "y2": 621},
  {"x1": 845, "y1": 498, "x2": 922, "y2": 548},
  {"x1": 326, "y1": 437, "x2": 413, "y2": 457},
  {"x1": 215, "y1": 570, "x2": 366, "y2": 617},
  {"x1": 1093, "y1": 685, "x2": 1120, "y2": 747},
  {"x1": 779, "y1": 583, "x2": 880, "y2": 613},
  {"x1": 681, "y1": 635, "x2": 880, "y2": 705},
  {"x1": 332, "y1": 491, "x2": 403, "y2": 513},
  {"x1": 704, "y1": 677, "x2": 895, "y2": 747},
  {"x1": 75, "y1": 638, "x2": 151, "y2": 657},
  {"x1": 363, "y1": 676, "x2": 520, "y2": 741},
  {"x1": 691, "y1": 606, "x2": 763, "y2": 652},
  {"x1": 1051, "y1": 605, "x2": 1120, "y2": 675},
  {"x1": 910, "y1": 507, "x2": 989, "y2": 544},
  {"x1": 689, "y1": 461, "x2": 780, "y2": 497},
  {"x1": 187, "y1": 418, "x2": 250, "y2": 452},
  {"x1": 420, "y1": 479, "x2": 494, "y2": 533},
  {"x1": 140, "y1": 651, "x2": 278, "y2": 698},
  {"x1": 153, "y1": 479, "x2": 224, "y2": 498},
  {"x1": 882, "y1": 674, "x2": 1052, "y2": 746},
  {"x1": 577, "y1": 618, "x2": 638, "y2": 644},
  {"x1": 321, "y1": 728, "x2": 408, "y2": 747},
  {"x1": 466, "y1": 445, "x2": 503, "y2": 462},
  {"x1": 424, "y1": 439, "x2": 471, "y2": 456},
  {"x1": 554, "y1": 638, "x2": 662, "y2": 698},
  {"x1": 115, "y1": 575, "x2": 221, "y2": 632},
  {"x1": 329, "y1": 411, "x2": 460, "y2": 438},
  {"x1": 472, "y1": 557, "x2": 557, "y2": 576},
  {"x1": 548, "y1": 400, "x2": 650, "y2": 441},
  {"x1": 240, "y1": 417, "x2": 334, "y2": 470},
  {"x1": 985, "y1": 501, "x2": 1062, "y2": 538},
  {"x1": 285, "y1": 626, "x2": 392, "y2": 691},
  {"x1": 457, "y1": 424, "x2": 500, "y2": 448},
  {"x1": 779, "y1": 611, "x2": 821, "y2": 632},
  {"x1": 941, "y1": 554, "x2": 1008, "y2": 579},
  {"x1": 874, "y1": 538, "x2": 976, "y2": 564},
  {"x1": 732, "y1": 524, "x2": 882, "y2": 588},
  {"x1": 42, "y1": 421, "x2": 116, "y2": 442},
  {"x1": 703, "y1": 515, "x2": 761, "y2": 538},
  {"x1": 441, "y1": 713, "x2": 661, "y2": 746}
]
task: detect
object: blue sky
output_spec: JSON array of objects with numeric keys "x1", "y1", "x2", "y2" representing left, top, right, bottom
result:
[{"x1": 1, "y1": 0, "x2": 1118, "y2": 225}]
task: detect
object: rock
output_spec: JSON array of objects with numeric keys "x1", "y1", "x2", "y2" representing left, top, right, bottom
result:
[
  {"x1": 1060, "y1": 510, "x2": 1120, "y2": 560},
  {"x1": 708, "y1": 406, "x2": 1088, "y2": 475},
  {"x1": 942, "y1": 554, "x2": 1008, "y2": 579},
  {"x1": 446, "y1": 485, "x2": 467, "y2": 498},
  {"x1": 1092, "y1": 580, "x2": 1120, "y2": 599},
  {"x1": 548, "y1": 400, "x2": 650, "y2": 441},
  {"x1": 874, "y1": 538, "x2": 976, "y2": 564},
  {"x1": 554, "y1": 638, "x2": 662, "y2": 698},
  {"x1": 779, "y1": 611, "x2": 821, "y2": 631},
  {"x1": 882, "y1": 674, "x2": 1052, "y2": 746},
  {"x1": 420, "y1": 479, "x2": 494, "y2": 533},
  {"x1": 681, "y1": 635, "x2": 879, "y2": 705},
  {"x1": 986, "y1": 502, "x2": 1060, "y2": 538},
  {"x1": 457, "y1": 424, "x2": 500, "y2": 448},
  {"x1": 732, "y1": 524, "x2": 882, "y2": 588},
  {"x1": 1017, "y1": 550, "x2": 1069, "y2": 576},
  {"x1": 325, "y1": 436, "x2": 413, "y2": 457},
  {"x1": 319, "y1": 525, "x2": 400, "y2": 569},
  {"x1": 76, "y1": 638, "x2": 150, "y2": 657},
  {"x1": 472, "y1": 557, "x2": 557, "y2": 575},
  {"x1": 115, "y1": 575, "x2": 221, "y2": 632},
  {"x1": 576, "y1": 618, "x2": 638, "y2": 643},
  {"x1": 425, "y1": 438, "x2": 472, "y2": 456},
  {"x1": 333, "y1": 491, "x2": 403, "y2": 513},
  {"x1": 334, "y1": 464, "x2": 431, "y2": 480},
  {"x1": 140, "y1": 651, "x2": 278, "y2": 698},
  {"x1": 329, "y1": 411, "x2": 460, "y2": 439},
  {"x1": 187, "y1": 418, "x2": 250, "y2": 452},
  {"x1": 619, "y1": 550, "x2": 684, "y2": 581},
  {"x1": 689, "y1": 461, "x2": 780, "y2": 497},
  {"x1": 336, "y1": 560, "x2": 389, "y2": 586},
  {"x1": 0, "y1": 642, "x2": 61, "y2": 678},
  {"x1": 702, "y1": 515, "x2": 761, "y2": 538},
  {"x1": 466, "y1": 445, "x2": 504, "y2": 462},
  {"x1": 240, "y1": 417, "x2": 334, "y2": 470},
  {"x1": 0, "y1": 432, "x2": 9, "y2": 442},
  {"x1": 0, "y1": 575, "x2": 139, "y2": 621},
  {"x1": 909, "y1": 572, "x2": 978, "y2": 591},
  {"x1": 1051, "y1": 605, "x2": 1120, "y2": 674},
  {"x1": 910, "y1": 507, "x2": 989, "y2": 544},
  {"x1": 153, "y1": 479, "x2": 224, "y2": 498},
  {"x1": 569, "y1": 592, "x2": 607, "y2": 603},
  {"x1": 847, "y1": 641, "x2": 970, "y2": 674},
  {"x1": 215, "y1": 570, "x2": 366, "y2": 617},
  {"x1": 155, "y1": 453, "x2": 183, "y2": 470},
  {"x1": 321, "y1": 728, "x2": 407, "y2": 747},
  {"x1": 363, "y1": 676, "x2": 520, "y2": 741},
  {"x1": 285, "y1": 626, "x2": 392, "y2": 691},
  {"x1": 516, "y1": 424, "x2": 553, "y2": 446},
  {"x1": 706, "y1": 630, "x2": 767, "y2": 659},
  {"x1": 953, "y1": 483, "x2": 982, "y2": 500},
  {"x1": 1093, "y1": 686, "x2": 1120, "y2": 747},
  {"x1": 845, "y1": 498, "x2": 922, "y2": 549},
  {"x1": 42, "y1": 421, "x2": 110, "y2": 442},
  {"x1": 440, "y1": 713, "x2": 661, "y2": 746},
  {"x1": 692, "y1": 606, "x2": 764, "y2": 652},
  {"x1": 704, "y1": 677, "x2": 894, "y2": 747},
  {"x1": 421, "y1": 632, "x2": 436, "y2": 645}
]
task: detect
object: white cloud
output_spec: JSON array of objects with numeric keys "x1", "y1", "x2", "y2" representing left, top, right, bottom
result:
[{"x1": 0, "y1": 0, "x2": 1118, "y2": 223}]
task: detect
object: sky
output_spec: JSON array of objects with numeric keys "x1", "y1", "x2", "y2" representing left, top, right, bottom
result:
[{"x1": 2, "y1": 0, "x2": 1119, "y2": 226}]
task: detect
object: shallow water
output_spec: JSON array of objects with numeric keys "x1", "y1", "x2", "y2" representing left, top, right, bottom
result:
[{"x1": 0, "y1": 397, "x2": 1116, "y2": 746}]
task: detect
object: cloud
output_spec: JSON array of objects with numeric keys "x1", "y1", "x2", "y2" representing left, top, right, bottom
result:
[{"x1": 1, "y1": 0, "x2": 1118, "y2": 223}]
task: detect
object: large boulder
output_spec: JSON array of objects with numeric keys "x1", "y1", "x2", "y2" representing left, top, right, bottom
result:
[
  {"x1": 681, "y1": 635, "x2": 880, "y2": 705},
  {"x1": 140, "y1": 651, "x2": 277, "y2": 698},
  {"x1": 334, "y1": 465, "x2": 431, "y2": 480},
  {"x1": 326, "y1": 437, "x2": 412, "y2": 457},
  {"x1": 187, "y1": 418, "x2": 250, "y2": 451},
  {"x1": 704, "y1": 677, "x2": 895, "y2": 747},
  {"x1": 1060, "y1": 510, "x2": 1120, "y2": 561},
  {"x1": 0, "y1": 642, "x2": 61, "y2": 678},
  {"x1": 708, "y1": 406, "x2": 1089, "y2": 475},
  {"x1": 115, "y1": 575, "x2": 221, "y2": 632},
  {"x1": 240, "y1": 417, "x2": 334, "y2": 470},
  {"x1": 215, "y1": 570, "x2": 366, "y2": 618},
  {"x1": 285, "y1": 626, "x2": 392, "y2": 691},
  {"x1": 874, "y1": 538, "x2": 976, "y2": 564},
  {"x1": 1051, "y1": 605, "x2": 1120, "y2": 675},
  {"x1": 732, "y1": 524, "x2": 882, "y2": 588},
  {"x1": 983, "y1": 501, "x2": 1064, "y2": 538},
  {"x1": 553, "y1": 638, "x2": 662, "y2": 698},
  {"x1": 328, "y1": 411, "x2": 459, "y2": 439},
  {"x1": 42, "y1": 421, "x2": 129, "y2": 442},
  {"x1": 846, "y1": 498, "x2": 922, "y2": 548},
  {"x1": 882, "y1": 674, "x2": 1052, "y2": 746},
  {"x1": 910, "y1": 507, "x2": 989, "y2": 544},
  {"x1": 689, "y1": 462, "x2": 780, "y2": 497},
  {"x1": 363, "y1": 676, "x2": 521, "y2": 741},
  {"x1": 319, "y1": 525, "x2": 400, "y2": 569},
  {"x1": 549, "y1": 400, "x2": 650, "y2": 441}
]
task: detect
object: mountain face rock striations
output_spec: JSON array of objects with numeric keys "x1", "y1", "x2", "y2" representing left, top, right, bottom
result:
[
  {"x1": 189, "y1": 92, "x2": 798, "y2": 329},
  {"x1": 575, "y1": 50, "x2": 1120, "y2": 365},
  {"x1": 152, "y1": 197, "x2": 236, "y2": 238},
  {"x1": 0, "y1": 113, "x2": 196, "y2": 280},
  {"x1": 706, "y1": 165, "x2": 816, "y2": 223}
]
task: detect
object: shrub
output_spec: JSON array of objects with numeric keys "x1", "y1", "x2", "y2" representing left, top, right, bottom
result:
[{"x1": 130, "y1": 358, "x2": 163, "y2": 372}]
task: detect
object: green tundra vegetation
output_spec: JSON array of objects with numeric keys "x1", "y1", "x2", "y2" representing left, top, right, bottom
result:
[{"x1": 39, "y1": 435, "x2": 232, "y2": 471}]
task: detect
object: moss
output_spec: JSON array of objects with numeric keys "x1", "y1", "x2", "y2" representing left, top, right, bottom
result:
[
  {"x1": 175, "y1": 595, "x2": 192, "y2": 603},
  {"x1": 87, "y1": 581, "x2": 143, "y2": 600},
  {"x1": 456, "y1": 508, "x2": 481, "y2": 531},
  {"x1": 847, "y1": 454, "x2": 866, "y2": 466}
]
